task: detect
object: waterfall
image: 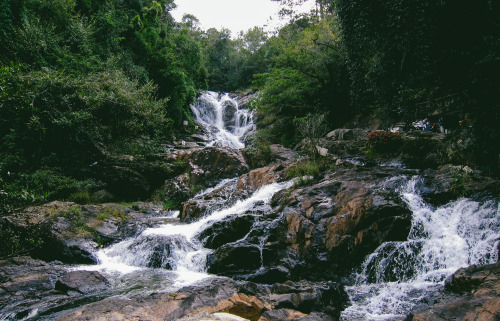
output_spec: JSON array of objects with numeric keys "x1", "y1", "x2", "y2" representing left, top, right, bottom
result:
[
  {"x1": 341, "y1": 176, "x2": 500, "y2": 320},
  {"x1": 190, "y1": 91, "x2": 254, "y2": 149},
  {"x1": 80, "y1": 180, "x2": 293, "y2": 291}
]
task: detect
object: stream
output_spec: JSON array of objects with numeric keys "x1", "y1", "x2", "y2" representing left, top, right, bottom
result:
[
  {"x1": 7, "y1": 91, "x2": 497, "y2": 320},
  {"x1": 341, "y1": 176, "x2": 499, "y2": 320}
]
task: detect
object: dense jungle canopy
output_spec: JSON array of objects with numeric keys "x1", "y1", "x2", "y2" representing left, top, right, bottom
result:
[{"x1": 1, "y1": 0, "x2": 499, "y2": 213}]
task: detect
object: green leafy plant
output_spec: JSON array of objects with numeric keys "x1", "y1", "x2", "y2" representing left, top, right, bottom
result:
[{"x1": 286, "y1": 159, "x2": 324, "y2": 187}]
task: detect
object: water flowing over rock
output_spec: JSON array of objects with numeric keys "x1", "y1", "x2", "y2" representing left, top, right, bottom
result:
[
  {"x1": 191, "y1": 91, "x2": 255, "y2": 149},
  {"x1": 207, "y1": 167, "x2": 414, "y2": 283},
  {"x1": 340, "y1": 176, "x2": 500, "y2": 320},
  {"x1": 406, "y1": 262, "x2": 500, "y2": 320},
  {"x1": 0, "y1": 257, "x2": 111, "y2": 320},
  {"x1": 164, "y1": 147, "x2": 250, "y2": 204},
  {"x1": 2, "y1": 121, "x2": 500, "y2": 321}
]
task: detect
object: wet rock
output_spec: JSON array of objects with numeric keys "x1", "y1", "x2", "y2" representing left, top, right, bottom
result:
[
  {"x1": 200, "y1": 215, "x2": 257, "y2": 249},
  {"x1": 0, "y1": 257, "x2": 72, "y2": 320},
  {"x1": 243, "y1": 145, "x2": 298, "y2": 169},
  {"x1": 55, "y1": 278, "x2": 244, "y2": 321},
  {"x1": 165, "y1": 173, "x2": 192, "y2": 203},
  {"x1": 59, "y1": 238, "x2": 98, "y2": 264},
  {"x1": 406, "y1": 262, "x2": 500, "y2": 321},
  {"x1": 55, "y1": 278, "x2": 348, "y2": 321},
  {"x1": 176, "y1": 147, "x2": 250, "y2": 187},
  {"x1": 208, "y1": 245, "x2": 263, "y2": 275},
  {"x1": 55, "y1": 271, "x2": 110, "y2": 295},
  {"x1": 223, "y1": 100, "x2": 238, "y2": 132},
  {"x1": 2, "y1": 202, "x2": 167, "y2": 264},
  {"x1": 165, "y1": 147, "x2": 250, "y2": 203},
  {"x1": 420, "y1": 165, "x2": 500, "y2": 206},
  {"x1": 258, "y1": 309, "x2": 307, "y2": 320},
  {"x1": 267, "y1": 280, "x2": 348, "y2": 317},
  {"x1": 243, "y1": 266, "x2": 291, "y2": 284},
  {"x1": 182, "y1": 199, "x2": 209, "y2": 221},
  {"x1": 206, "y1": 167, "x2": 414, "y2": 281},
  {"x1": 181, "y1": 179, "x2": 240, "y2": 222},
  {"x1": 236, "y1": 164, "x2": 284, "y2": 196}
]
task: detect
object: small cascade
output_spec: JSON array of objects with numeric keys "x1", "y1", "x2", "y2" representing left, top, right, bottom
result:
[
  {"x1": 81, "y1": 180, "x2": 293, "y2": 291},
  {"x1": 190, "y1": 91, "x2": 254, "y2": 149},
  {"x1": 341, "y1": 176, "x2": 500, "y2": 320}
]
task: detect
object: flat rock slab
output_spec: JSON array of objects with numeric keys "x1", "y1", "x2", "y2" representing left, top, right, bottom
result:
[
  {"x1": 55, "y1": 278, "x2": 348, "y2": 321},
  {"x1": 55, "y1": 270, "x2": 110, "y2": 294}
]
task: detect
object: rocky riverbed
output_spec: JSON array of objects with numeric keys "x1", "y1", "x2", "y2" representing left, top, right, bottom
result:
[{"x1": 1, "y1": 128, "x2": 499, "y2": 320}]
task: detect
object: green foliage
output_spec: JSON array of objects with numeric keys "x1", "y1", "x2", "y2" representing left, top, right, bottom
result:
[
  {"x1": 285, "y1": 158, "x2": 329, "y2": 187},
  {"x1": 0, "y1": 219, "x2": 52, "y2": 259},
  {"x1": 0, "y1": 0, "x2": 213, "y2": 212},
  {"x1": 367, "y1": 130, "x2": 402, "y2": 153},
  {"x1": 335, "y1": 0, "x2": 500, "y2": 130},
  {"x1": 449, "y1": 167, "x2": 472, "y2": 198},
  {"x1": 251, "y1": 15, "x2": 349, "y2": 146},
  {"x1": 0, "y1": 65, "x2": 169, "y2": 170},
  {"x1": 295, "y1": 113, "x2": 328, "y2": 157},
  {"x1": 162, "y1": 200, "x2": 178, "y2": 210},
  {"x1": 244, "y1": 143, "x2": 273, "y2": 168},
  {"x1": 0, "y1": 169, "x2": 103, "y2": 215}
]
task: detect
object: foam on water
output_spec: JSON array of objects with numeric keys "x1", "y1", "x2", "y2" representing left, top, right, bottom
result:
[
  {"x1": 79, "y1": 180, "x2": 293, "y2": 289},
  {"x1": 191, "y1": 91, "x2": 254, "y2": 149},
  {"x1": 341, "y1": 176, "x2": 500, "y2": 320}
]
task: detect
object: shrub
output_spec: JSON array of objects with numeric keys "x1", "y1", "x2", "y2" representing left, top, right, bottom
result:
[
  {"x1": 285, "y1": 159, "x2": 329, "y2": 187},
  {"x1": 367, "y1": 130, "x2": 402, "y2": 153}
]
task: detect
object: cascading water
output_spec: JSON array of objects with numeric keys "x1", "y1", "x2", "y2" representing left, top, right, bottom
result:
[
  {"x1": 190, "y1": 91, "x2": 254, "y2": 149},
  {"x1": 341, "y1": 176, "x2": 500, "y2": 320},
  {"x1": 78, "y1": 180, "x2": 293, "y2": 293}
]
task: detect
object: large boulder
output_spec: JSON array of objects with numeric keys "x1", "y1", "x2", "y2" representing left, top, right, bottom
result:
[
  {"x1": 164, "y1": 147, "x2": 250, "y2": 204},
  {"x1": 407, "y1": 262, "x2": 500, "y2": 321},
  {"x1": 207, "y1": 167, "x2": 414, "y2": 281},
  {"x1": 200, "y1": 215, "x2": 257, "y2": 249},
  {"x1": 243, "y1": 145, "x2": 299, "y2": 169},
  {"x1": 222, "y1": 100, "x2": 238, "y2": 132},
  {"x1": 326, "y1": 128, "x2": 368, "y2": 141},
  {"x1": 177, "y1": 147, "x2": 250, "y2": 186},
  {"x1": 55, "y1": 270, "x2": 110, "y2": 295}
]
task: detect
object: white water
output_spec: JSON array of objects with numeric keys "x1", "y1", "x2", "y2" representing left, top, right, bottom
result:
[
  {"x1": 341, "y1": 176, "x2": 500, "y2": 320},
  {"x1": 191, "y1": 91, "x2": 254, "y2": 149},
  {"x1": 80, "y1": 180, "x2": 293, "y2": 290}
]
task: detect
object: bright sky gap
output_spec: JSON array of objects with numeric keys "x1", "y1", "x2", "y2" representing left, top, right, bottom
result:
[{"x1": 171, "y1": 0, "x2": 316, "y2": 35}]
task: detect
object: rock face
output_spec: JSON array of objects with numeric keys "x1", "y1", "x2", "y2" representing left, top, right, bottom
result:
[
  {"x1": 55, "y1": 270, "x2": 111, "y2": 295},
  {"x1": 95, "y1": 155, "x2": 183, "y2": 201},
  {"x1": 165, "y1": 147, "x2": 250, "y2": 204},
  {"x1": 0, "y1": 257, "x2": 110, "y2": 320},
  {"x1": 0, "y1": 201, "x2": 170, "y2": 264},
  {"x1": 407, "y1": 262, "x2": 500, "y2": 321},
  {"x1": 181, "y1": 178, "x2": 239, "y2": 222},
  {"x1": 55, "y1": 278, "x2": 348, "y2": 321},
  {"x1": 208, "y1": 167, "x2": 413, "y2": 281}
]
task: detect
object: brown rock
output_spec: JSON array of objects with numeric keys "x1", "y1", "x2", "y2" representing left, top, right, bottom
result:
[
  {"x1": 258, "y1": 308, "x2": 307, "y2": 320},
  {"x1": 176, "y1": 147, "x2": 250, "y2": 187},
  {"x1": 237, "y1": 164, "x2": 283, "y2": 194},
  {"x1": 55, "y1": 270, "x2": 110, "y2": 294},
  {"x1": 407, "y1": 262, "x2": 500, "y2": 321}
]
